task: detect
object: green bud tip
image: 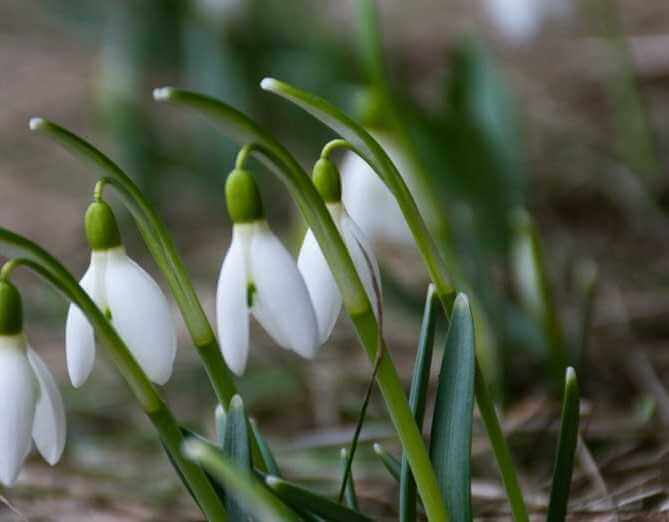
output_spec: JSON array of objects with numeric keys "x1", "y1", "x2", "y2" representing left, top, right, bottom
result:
[
  {"x1": 312, "y1": 158, "x2": 342, "y2": 203},
  {"x1": 85, "y1": 200, "x2": 122, "y2": 251},
  {"x1": 0, "y1": 280, "x2": 23, "y2": 335},
  {"x1": 225, "y1": 169, "x2": 264, "y2": 223}
]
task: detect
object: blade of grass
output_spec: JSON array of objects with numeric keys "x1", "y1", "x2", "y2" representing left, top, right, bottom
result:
[
  {"x1": 373, "y1": 442, "x2": 401, "y2": 481},
  {"x1": 400, "y1": 284, "x2": 439, "y2": 522},
  {"x1": 339, "y1": 448, "x2": 359, "y2": 510},
  {"x1": 250, "y1": 418, "x2": 281, "y2": 477},
  {"x1": 430, "y1": 293, "x2": 476, "y2": 522},
  {"x1": 183, "y1": 439, "x2": 300, "y2": 522},
  {"x1": 264, "y1": 475, "x2": 373, "y2": 522},
  {"x1": 546, "y1": 368, "x2": 580, "y2": 522}
]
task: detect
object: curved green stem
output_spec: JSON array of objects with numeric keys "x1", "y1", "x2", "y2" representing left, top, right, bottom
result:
[
  {"x1": 154, "y1": 87, "x2": 449, "y2": 522},
  {"x1": 320, "y1": 139, "x2": 356, "y2": 159},
  {"x1": 0, "y1": 229, "x2": 227, "y2": 521},
  {"x1": 260, "y1": 78, "x2": 529, "y2": 522},
  {"x1": 29, "y1": 117, "x2": 236, "y2": 404}
]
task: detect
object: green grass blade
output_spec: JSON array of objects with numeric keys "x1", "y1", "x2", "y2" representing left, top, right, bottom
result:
[
  {"x1": 400, "y1": 284, "x2": 439, "y2": 522},
  {"x1": 250, "y1": 418, "x2": 281, "y2": 477},
  {"x1": 264, "y1": 475, "x2": 373, "y2": 522},
  {"x1": 547, "y1": 368, "x2": 580, "y2": 522},
  {"x1": 183, "y1": 438, "x2": 300, "y2": 522},
  {"x1": 339, "y1": 448, "x2": 359, "y2": 510},
  {"x1": 222, "y1": 395, "x2": 251, "y2": 520},
  {"x1": 215, "y1": 404, "x2": 226, "y2": 448},
  {"x1": 474, "y1": 363, "x2": 529, "y2": 522},
  {"x1": 373, "y1": 442, "x2": 401, "y2": 482},
  {"x1": 430, "y1": 293, "x2": 476, "y2": 522}
]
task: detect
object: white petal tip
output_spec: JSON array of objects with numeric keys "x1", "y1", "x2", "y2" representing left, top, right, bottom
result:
[
  {"x1": 339, "y1": 447, "x2": 348, "y2": 458},
  {"x1": 152, "y1": 87, "x2": 174, "y2": 101},
  {"x1": 29, "y1": 117, "x2": 46, "y2": 131},
  {"x1": 372, "y1": 443, "x2": 382, "y2": 455},
  {"x1": 259, "y1": 78, "x2": 277, "y2": 91}
]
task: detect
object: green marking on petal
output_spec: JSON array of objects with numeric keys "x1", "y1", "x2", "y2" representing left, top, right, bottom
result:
[{"x1": 246, "y1": 283, "x2": 257, "y2": 308}]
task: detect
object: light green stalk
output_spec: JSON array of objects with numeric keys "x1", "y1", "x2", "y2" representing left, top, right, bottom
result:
[{"x1": 0, "y1": 230, "x2": 226, "y2": 521}]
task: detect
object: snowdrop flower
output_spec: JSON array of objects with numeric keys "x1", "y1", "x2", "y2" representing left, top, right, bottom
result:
[
  {"x1": 298, "y1": 158, "x2": 381, "y2": 344},
  {"x1": 340, "y1": 132, "x2": 416, "y2": 246},
  {"x1": 0, "y1": 280, "x2": 66, "y2": 486},
  {"x1": 66, "y1": 200, "x2": 176, "y2": 387},
  {"x1": 217, "y1": 168, "x2": 318, "y2": 375}
]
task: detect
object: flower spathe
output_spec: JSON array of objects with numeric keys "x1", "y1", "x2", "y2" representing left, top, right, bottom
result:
[
  {"x1": 0, "y1": 334, "x2": 66, "y2": 486},
  {"x1": 216, "y1": 220, "x2": 319, "y2": 376},
  {"x1": 66, "y1": 246, "x2": 177, "y2": 387},
  {"x1": 298, "y1": 202, "x2": 381, "y2": 345}
]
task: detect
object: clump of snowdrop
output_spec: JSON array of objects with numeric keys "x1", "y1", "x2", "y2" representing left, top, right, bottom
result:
[
  {"x1": 66, "y1": 198, "x2": 176, "y2": 387},
  {"x1": 0, "y1": 279, "x2": 66, "y2": 486},
  {"x1": 217, "y1": 167, "x2": 319, "y2": 375},
  {"x1": 298, "y1": 157, "x2": 381, "y2": 344}
]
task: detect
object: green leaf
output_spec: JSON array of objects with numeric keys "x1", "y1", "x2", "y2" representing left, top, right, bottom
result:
[
  {"x1": 400, "y1": 284, "x2": 439, "y2": 522},
  {"x1": 430, "y1": 293, "x2": 475, "y2": 522},
  {"x1": 264, "y1": 475, "x2": 373, "y2": 522},
  {"x1": 183, "y1": 438, "x2": 300, "y2": 522},
  {"x1": 510, "y1": 208, "x2": 566, "y2": 385},
  {"x1": 546, "y1": 368, "x2": 580, "y2": 522},
  {"x1": 215, "y1": 404, "x2": 226, "y2": 448},
  {"x1": 339, "y1": 448, "x2": 359, "y2": 510},
  {"x1": 372, "y1": 442, "x2": 401, "y2": 482},
  {"x1": 222, "y1": 395, "x2": 251, "y2": 520},
  {"x1": 250, "y1": 418, "x2": 282, "y2": 477}
]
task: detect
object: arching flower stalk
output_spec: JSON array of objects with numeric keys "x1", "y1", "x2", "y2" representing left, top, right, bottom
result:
[
  {"x1": 217, "y1": 166, "x2": 319, "y2": 375},
  {"x1": 66, "y1": 193, "x2": 176, "y2": 387},
  {"x1": 298, "y1": 155, "x2": 381, "y2": 344},
  {"x1": 0, "y1": 278, "x2": 66, "y2": 486}
]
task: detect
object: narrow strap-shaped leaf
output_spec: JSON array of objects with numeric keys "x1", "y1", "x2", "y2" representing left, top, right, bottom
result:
[
  {"x1": 373, "y1": 442, "x2": 401, "y2": 482},
  {"x1": 183, "y1": 438, "x2": 300, "y2": 522},
  {"x1": 215, "y1": 404, "x2": 226, "y2": 448},
  {"x1": 340, "y1": 448, "x2": 359, "y2": 510},
  {"x1": 264, "y1": 475, "x2": 373, "y2": 522},
  {"x1": 223, "y1": 395, "x2": 251, "y2": 520},
  {"x1": 430, "y1": 293, "x2": 476, "y2": 522},
  {"x1": 250, "y1": 418, "x2": 281, "y2": 477},
  {"x1": 400, "y1": 284, "x2": 439, "y2": 522},
  {"x1": 547, "y1": 368, "x2": 580, "y2": 522}
]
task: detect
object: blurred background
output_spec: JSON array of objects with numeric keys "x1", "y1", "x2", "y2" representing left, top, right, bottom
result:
[{"x1": 2, "y1": 0, "x2": 669, "y2": 519}]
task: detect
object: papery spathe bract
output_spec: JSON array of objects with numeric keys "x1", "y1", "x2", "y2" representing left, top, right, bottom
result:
[
  {"x1": 216, "y1": 221, "x2": 319, "y2": 375},
  {"x1": 66, "y1": 246, "x2": 177, "y2": 387}
]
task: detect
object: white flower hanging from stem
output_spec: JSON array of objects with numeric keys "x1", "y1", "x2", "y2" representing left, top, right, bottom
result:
[
  {"x1": 66, "y1": 189, "x2": 177, "y2": 387},
  {"x1": 298, "y1": 151, "x2": 382, "y2": 345},
  {"x1": 217, "y1": 166, "x2": 319, "y2": 375},
  {"x1": 0, "y1": 279, "x2": 66, "y2": 486}
]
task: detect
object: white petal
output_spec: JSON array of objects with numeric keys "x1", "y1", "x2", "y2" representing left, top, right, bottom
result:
[
  {"x1": 297, "y1": 228, "x2": 342, "y2": 345},
  {"x1": 340, "y1": 134, "x2": 414, "y2": 245},
  {"x1": 105, "y1": 248, "x2": 177, "y2": 385},
  {"x1": 216, "y1": 226, "x2": 251, "y2": 376},
  {"x1": 0, "y1": 336, "x2": 37, "y2": 486},
  {"x1": 27, "y1": 349, "x2": 66, "y2": 465},
  {"x1": 484, "y1": 0, "x2": 542, "y2": 44},
  {"x1": 340, "y1": 212, "x2": 382, "y2": 319},
  {"x1": 65, "y1": 262, "x2": 99, "y2": 388},
  {"x1": 250, "y1": 223, "x2": 319, "y2": 358}
]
